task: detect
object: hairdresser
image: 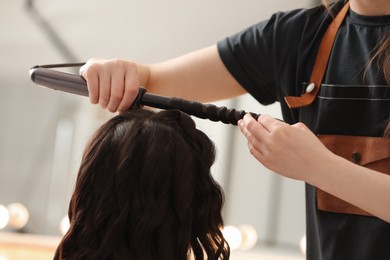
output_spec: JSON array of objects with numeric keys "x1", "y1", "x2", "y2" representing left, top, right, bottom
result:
[{"x1": 79, "y1": 0, "x2": 390, "y2": 259}]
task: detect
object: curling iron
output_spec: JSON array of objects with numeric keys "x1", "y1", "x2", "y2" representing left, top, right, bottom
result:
[{"x1": 29, "y1": 63, "x2": 261, "y2": 125}]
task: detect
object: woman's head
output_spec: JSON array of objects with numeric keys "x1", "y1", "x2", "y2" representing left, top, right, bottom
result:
[{"x1": 55, "y1": 109, "x2": 229, "y2": 259}]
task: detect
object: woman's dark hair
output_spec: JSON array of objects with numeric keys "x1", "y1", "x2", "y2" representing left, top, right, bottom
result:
[
  {"x1": 54, "y1": 109, "x2": 230, "y2": 259},
  {"x1": 372, "y1": 31, "x2": 390, "y2": 136}
]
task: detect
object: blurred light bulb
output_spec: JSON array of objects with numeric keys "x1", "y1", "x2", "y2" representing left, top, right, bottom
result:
[
  {"x1": 222, "y1": 225, "x2": 242, "y2": 251},
  {"x1": 239, "y1": 225, "x2": 258, "y2": 250},
  {"x1": 0, "y1": 204, "x2": 9, "y2": 229},
  {"x1": 7, "y1": 203, "x2": 29, "y2": 229},
  {"x1": 300, "y1": 234, "x2": 307, "y2": 256},
  {"x1": 60, "y1": 215, "x2": 70, "y2": 235}
]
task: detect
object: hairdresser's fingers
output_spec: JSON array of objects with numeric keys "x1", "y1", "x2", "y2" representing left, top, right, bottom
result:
[
  {"x1": 97, "y1": 71, "x2": 111, "y2": 109},
  {"x1": 257, "y1": 114, "x2": 287, "y2": 132},
  {"x1": 106, "y1": 68, "x2": 125, "y2": 112},
  {"x1": 238, "y1": 119, "x2": 253, "y2": 143},
  {"x1": 238, "y1": 114, "x2": 269, "y2": 158},
  {"x1": 117, "y1": 67, "x2": 140, "y2": 113},
  {"x1": 256, "y1": 114, "x2": 294, "y2": 153},
  {"x1": 242, "y1": 113, "x2": 270, "y2": 143},
  {"x1": 241, "y1": 113, "x2": 298, "y2": 172},
  {"x1": 247, "y1": 133, "x2": 266, "y2": 162},
  {"x1": 80, "y1": 62, "x2": 99, "y2": 104}
]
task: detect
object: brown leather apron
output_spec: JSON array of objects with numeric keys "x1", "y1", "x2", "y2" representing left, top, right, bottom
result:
[{"x1": 284, "y1": 1, "x2": 390, "y2": 216}]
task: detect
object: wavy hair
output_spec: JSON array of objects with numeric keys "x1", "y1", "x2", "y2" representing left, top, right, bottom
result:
[{"x1": 54, "y1": 109, "x2": 230, "y2": 259}]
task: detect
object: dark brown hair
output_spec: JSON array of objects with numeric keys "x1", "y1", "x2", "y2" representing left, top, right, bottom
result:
[
  {"x1": 372, "y1": 31, "x2": 390, "y2": 135},
  {"x1": 54, "y1": 109, "x2": 230, "y2": 259},
  {"x1": 322, "y1": 0, "x2": 390, "y2": 135}
]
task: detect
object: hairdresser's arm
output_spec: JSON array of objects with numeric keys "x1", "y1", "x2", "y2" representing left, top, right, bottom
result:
[
  {"x1": 238, "y1": 114, "x2": 390, "y2": 223},
  {"x1": 80, "y1": 45, "x2": 246, "y2": 112}
]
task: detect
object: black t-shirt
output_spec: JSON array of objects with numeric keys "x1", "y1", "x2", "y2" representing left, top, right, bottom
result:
[{"x1": 218, "y1": 1, "x2": 390, "y2": 259}]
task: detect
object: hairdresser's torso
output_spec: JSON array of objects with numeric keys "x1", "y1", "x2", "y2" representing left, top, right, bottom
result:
[{"x1": 217, "y1": 0, "x2": 390, "y2": 259}]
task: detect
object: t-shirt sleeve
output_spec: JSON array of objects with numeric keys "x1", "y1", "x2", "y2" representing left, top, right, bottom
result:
[{"x1": 217, "y1": 8, "x2": 310, "y2": 105}]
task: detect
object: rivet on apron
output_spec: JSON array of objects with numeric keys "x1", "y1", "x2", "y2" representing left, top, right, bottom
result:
[
  {"x1": 351, "y1": 152, "x2": 361, "y2": 163},
  {"x1": 305, "y1": 83, "x2": 316, "y2": 93}
]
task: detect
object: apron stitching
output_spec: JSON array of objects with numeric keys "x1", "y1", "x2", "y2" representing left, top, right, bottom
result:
[{"x1": 317, "y1": 96, "x2": 390, "y2": 101}]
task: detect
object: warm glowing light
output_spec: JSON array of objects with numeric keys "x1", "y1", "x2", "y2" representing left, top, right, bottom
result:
[
  {"x1": 239, "y1": 225, "x2": 258, "y2": 250},
  {"x1": 0, "y1": 204, "x2": 9, "y2": 229},
  {"x1": 300, "y1": 234, "x2": 307, "y2": 256},
  {"x1": 7, "y1": 203, "x2": 29, "y2": 229},
  {"x1": 222, "y1": 225, "x2": 242, "y2": 251},
  {"x1": 60, "y1": 215, "x2": 70, "y2": 235}
]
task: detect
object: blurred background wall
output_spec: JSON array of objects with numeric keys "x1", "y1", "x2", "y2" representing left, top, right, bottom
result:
[{"x1": 0, "y1": 0, "x2": 317, "y2": 257}]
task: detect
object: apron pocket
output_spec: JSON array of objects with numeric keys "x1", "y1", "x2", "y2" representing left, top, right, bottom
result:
[{"x1": 316, "y1": 134, "x2": 390, "y2": 216}]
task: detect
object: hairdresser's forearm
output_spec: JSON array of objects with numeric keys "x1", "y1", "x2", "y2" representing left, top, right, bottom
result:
[
  {"x1": 309, "y1": 155, "x2": 390, "y2": 223},
  {"x1": 139, "y1": 45, "x2": 246, "y2": 103}
]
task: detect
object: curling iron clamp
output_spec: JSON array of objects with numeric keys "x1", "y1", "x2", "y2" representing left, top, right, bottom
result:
[{"x1": 29, "y1": 63, "x2": 262, "y2": 125}]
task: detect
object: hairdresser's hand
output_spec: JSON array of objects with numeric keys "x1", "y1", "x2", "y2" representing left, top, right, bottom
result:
[
  {"x1": 79, "y1": 58, "x2": 142, "y2": 113},
  {"x1": 238, "y1": 114, "x2": 334, "y2": 182}
]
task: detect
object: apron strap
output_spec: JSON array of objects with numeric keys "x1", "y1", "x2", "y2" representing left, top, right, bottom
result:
[{"x1": 284, "y1": 1, "x2": 350, "y2": 108}]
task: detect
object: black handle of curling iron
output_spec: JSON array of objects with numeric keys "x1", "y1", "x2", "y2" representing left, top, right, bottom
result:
[
  {"x1": 136, "y1": 88, "x2": 260, "y2": 125},
  {"x1": 30, "y1": 66, "x2": 260, "y2": 125}
]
